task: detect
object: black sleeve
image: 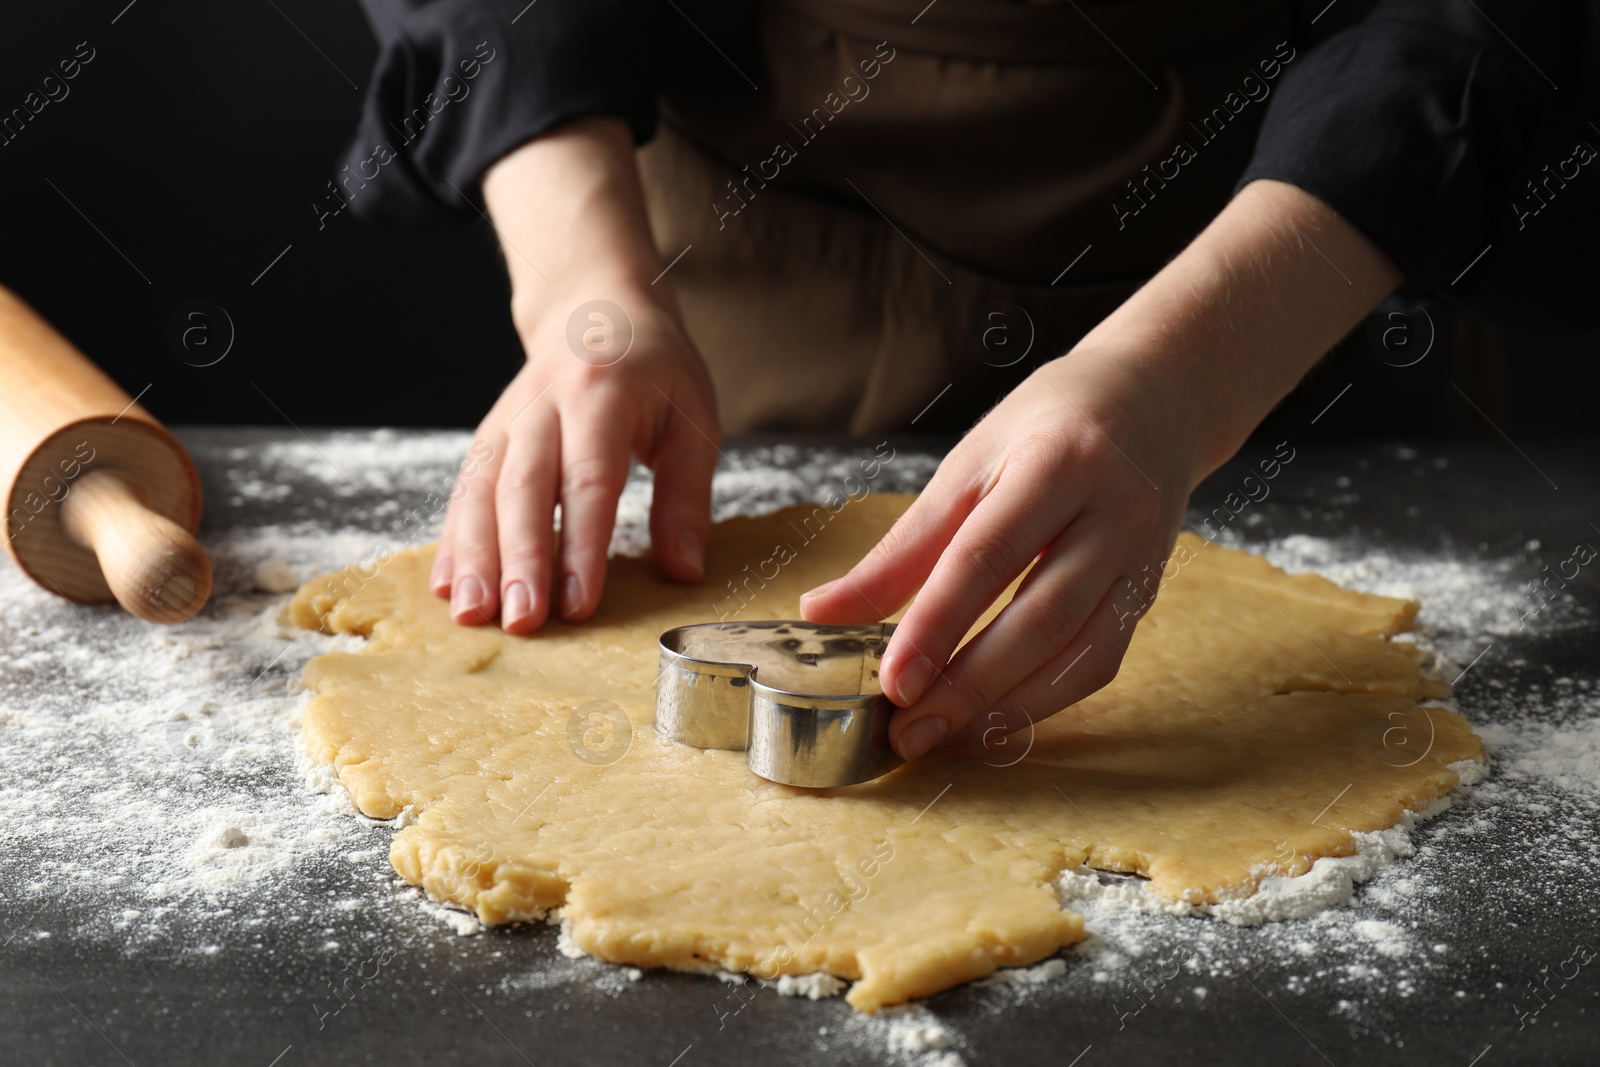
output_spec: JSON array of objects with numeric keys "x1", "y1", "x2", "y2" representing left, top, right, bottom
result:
[
  {"x1": 1239, "y1": 0, "x2": 1600, "y2": 332},
  {"x1": 338, "y1": 0, "x2": 669, "y2": 226}
]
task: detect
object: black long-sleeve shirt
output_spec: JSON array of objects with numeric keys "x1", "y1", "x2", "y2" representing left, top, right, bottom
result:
[{"x1": 339, "y1": 0, "x2": 1600, "y2": 331}]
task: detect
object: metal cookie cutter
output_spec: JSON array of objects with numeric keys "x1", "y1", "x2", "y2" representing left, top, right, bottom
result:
[{"x1": 656, "y1": 620, "x2": 903, "y2": 788}]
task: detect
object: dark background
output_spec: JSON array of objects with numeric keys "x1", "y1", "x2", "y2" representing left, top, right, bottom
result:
[
  {"x1": 0, "y1": 1, "x2": 524, "y2": 430},
  {"x1": 0, "y1": 0, "x2": 1596, "y2": 434}
]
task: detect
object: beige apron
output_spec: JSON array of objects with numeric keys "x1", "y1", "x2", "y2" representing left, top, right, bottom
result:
[{"x1": 638, "y1": 0, "x2": 1503, "y2": 434}]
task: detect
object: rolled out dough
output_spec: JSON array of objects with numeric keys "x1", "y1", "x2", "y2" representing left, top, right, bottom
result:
[{"x1": 289, "y1": 493, "x2": 1482, "y2": 1010}]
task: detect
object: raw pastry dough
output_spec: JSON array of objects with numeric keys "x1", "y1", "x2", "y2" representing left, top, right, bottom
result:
[{"x1": 290, "y1": 494, "x2": 1481, "y2": 1010}]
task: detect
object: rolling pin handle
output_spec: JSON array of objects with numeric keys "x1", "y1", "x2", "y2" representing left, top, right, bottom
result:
[{"x1": 58, "y1": 469, "x2": 213, "y2": 624}]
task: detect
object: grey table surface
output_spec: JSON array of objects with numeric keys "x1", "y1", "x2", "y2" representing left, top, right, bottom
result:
[{"x1": 2, "y1": 428, "x2": 1598, "y2": 1066}]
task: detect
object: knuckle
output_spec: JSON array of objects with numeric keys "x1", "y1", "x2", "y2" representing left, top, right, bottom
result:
[
  {"x1": 940, "y1": 668, "x2": 996, "y2": 718},
  {"x1": 868, "y1": 518, "x2": 921, "y2": 567},
  {"x1": 985, "y1": 697, "x2": 1040, "y2": 736},
  {"x1": 1077, "y1": 640, "x2": 1127, "y2": 693},
  {"x1": 498, "y1": 541, "x2": 551, "y2": 570},
  {"x1": 496, "y1": 465, "x2": 545, "y2": 501},
  {"x1": 1009, "y1": 425, "x2": 1079, "y2": 472},
  {"x1": 1018, "y1": 598, "x2": 1080, "y2": 663},
  {"x1": 1073, "y1": 438, "x2": 1123, "y2": 481},
  {"x1": 562, "y1": 361, "x2": 620, "y2": 390},
  {"x1": 452, "y1": 470, "x2": 493, "y2": 502},
  {"x1": 957, "y1": 528, "x2": 1022, "y2": 593},
  {"x1": 451, "y1": 538, "x2": 498, "y2": 568},
  {"x1": 562, "y1": 456, "x2": 622, "y2": 499},
  {"x1": 656, "y1": 411, "x2": 721, "y2": 462}
]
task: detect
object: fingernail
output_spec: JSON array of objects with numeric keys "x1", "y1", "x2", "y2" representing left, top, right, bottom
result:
[
  {"x1": 452, "y1": 575, "x2": 486, "y2": 619},
  {"x1": 561, "y1": 573, "x2": 583, "y2": 619},
  {"x1": 801, "y1": 578, "x2": 838, "y2": 602},
  {"x1": 502, "y1": 581, "x2": 530, "y2": 627},
  {"x1": 893, "y1": 653, "x2": 934, "y2": 706},
  {"x1": 897, "y1": 715, "x2": 949, "y2": 761},
  {"x1": 677, "y1": 529, "x2": 704, "y2": 575},
  {"x1": 431, "y1": 555, "x2": 452, "y2": 596}
]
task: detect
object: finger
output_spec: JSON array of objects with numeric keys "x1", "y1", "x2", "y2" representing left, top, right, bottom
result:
[
  {"x1": 431, "y1": 502, "x2": 455, "y2": 598},
  {"x1": 799, "y1": 447, "x2": 986, "y2": 624},
  {"x1": 646, "y1": 395, "x2": 719, "y2": 583},
  {"x1": 447, "y1": 439, "x2": 505, "y2": 626},
  {"x1": 556, "y1": 398, "x2": 632, "y2": 621},
  {"x1": 887, "y1": 521, "x2": 1123, "y2": 758},
  {"x1": 495, "y1": 409, "x2": 561, "y2": 634},
  {"x1": 879, "y1": 463, "x2": 1087, "y2": 710},
  {"x1": 431, "y1": 447, "x2": 472, "y2": 598},
  {"x1": 936, "y1": 577, "x2": 1143, "y2": 755}
]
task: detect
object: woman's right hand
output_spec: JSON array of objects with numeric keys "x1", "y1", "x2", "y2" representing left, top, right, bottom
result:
[{"x1": 430, "y1": 118, "x2": 722, "y2": 633}]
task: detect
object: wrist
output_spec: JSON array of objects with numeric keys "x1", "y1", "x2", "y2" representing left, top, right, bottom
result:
[
  {"x1": 1074, "y1": 180, "x2": 1399, "y2": 479},
  {"x1": 483, "y1": 116, "x2": 667, "y2": 327},
  {"x1": 508, "y1": 267, "x2": 676, "y2": 350}
]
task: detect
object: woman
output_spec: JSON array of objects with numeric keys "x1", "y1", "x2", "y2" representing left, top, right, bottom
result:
[{"x1": 338, "y1": 0, "x2": 1598, "y2": 761}]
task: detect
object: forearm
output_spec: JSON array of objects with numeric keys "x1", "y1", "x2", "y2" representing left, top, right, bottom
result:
[
  {"x1": 1073, "y1": 179, "x2": 1401, "y2": 482},
  {"x1": 481, "y1": 116, "x2": 666, "y2": 328}
]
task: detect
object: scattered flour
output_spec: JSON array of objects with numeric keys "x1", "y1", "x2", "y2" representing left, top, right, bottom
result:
[
  {"x1": 1055, "y1": 760, "x2": 1489, "y2": 928},
  {"x1": 1479, "y1": 717, "x2": 1600, "y2": 795},
  {"x1": 501, "y1": 955, "x2": 642, "y2": 997},
  {"x1": 418, "y1": 900, "x2": 483, "y2": 937},
  {"x1": 976, "y1": 958, "x2": 1069, "y2": 987},
  {"x1": 2, "y1": 431, "x2": 1596, "y2": 1063},
  {"x1": 1352, "y1": 919, "x2": 1411, "y2": 958},
  {"x1": 555, "y1": 920, "x2": 588, "y2": 959},
  {"x1": 773, "y1": 972, "x2": 849, "y2": 999},
  {"x1": 886, "y1": 1012, "x2": 952, "y2": 1053}
]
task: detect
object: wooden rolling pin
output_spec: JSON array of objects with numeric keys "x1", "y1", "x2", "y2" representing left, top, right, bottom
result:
[{"x1": 0, "y1": 285, "x2": 211, "y2": 623}]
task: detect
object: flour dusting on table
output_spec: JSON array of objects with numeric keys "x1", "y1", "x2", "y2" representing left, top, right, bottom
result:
[{"x1": 2, "y1": 431, "x2": 1595, "y2": 1062}]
